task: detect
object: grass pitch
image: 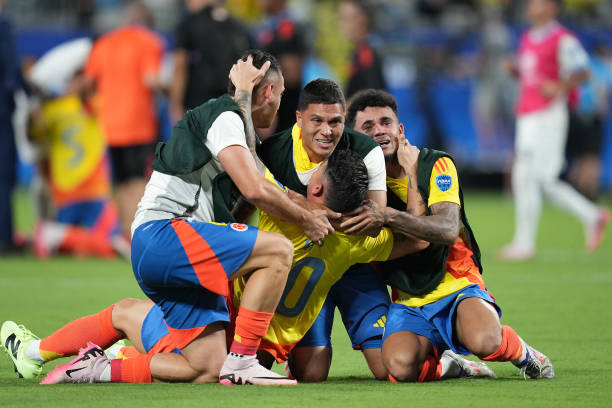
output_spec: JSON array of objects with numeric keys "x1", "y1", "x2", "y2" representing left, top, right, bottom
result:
[{"x1": 1, "y1": 190, "x2": 611, "y2": 407}]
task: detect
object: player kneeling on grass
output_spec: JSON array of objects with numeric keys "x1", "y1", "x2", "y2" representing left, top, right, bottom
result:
[
  {"x1": 343, "y1": 89, "x2": 554, "y2": 381},
  {"x1": 1, "y1": 151, "x2": 493, "y2": 384}
]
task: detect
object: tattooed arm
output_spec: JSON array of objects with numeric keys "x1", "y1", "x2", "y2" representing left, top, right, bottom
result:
[
  {"x1": 229, "y1": 56, "x2": 269, "y2": 174},
  {"x1": 383, "y1": 202, "x2": 460, "y2": 245}
]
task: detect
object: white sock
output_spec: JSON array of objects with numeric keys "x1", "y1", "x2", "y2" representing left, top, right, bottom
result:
[
  {"x1": 99, "y1": 364, "x2": 111, "y2": 382},
  {"x1": 25, "y1": 340, "x2": 45, "y2": 363}
]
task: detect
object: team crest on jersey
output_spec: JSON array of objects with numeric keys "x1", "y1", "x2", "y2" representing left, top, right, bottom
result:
[
  {"x1": 303, "y1": 240, "x2": 315, "y2": 250},
  {"x1": 230, "y1": 223, "x2": 248, "y2": 232},
  {"x1": 435, "y1": 174, "x2": 452, "y2": 192}
]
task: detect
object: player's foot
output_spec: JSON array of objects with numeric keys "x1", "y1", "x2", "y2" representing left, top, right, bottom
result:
[
  {"x1": 586, "y1": 208, "x2": 610, "y2": 252},
  {"x1": 219, "y1": 353, "x2": 297, "y2": 386},
  {"x1": 497, "y1": 243, "x2": 534, "y2": 262},
  {"x1": 1, "y1": 321, "x2": 43, "y2": 379},
  {"x1": 441, "y1": 350, "x2": 496, "y2": 379},
  {"x1": 41, "y1": 342, "x2": 109, "y2": 384},
  {"x1": 512, "y1": 345, "x2": 554, "y2": 379}
]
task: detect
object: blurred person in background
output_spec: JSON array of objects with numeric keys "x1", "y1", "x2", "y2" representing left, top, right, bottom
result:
[
  {"x1": 0, "y1": 0, "x2": 26, "y2": 254},
  {"x1": 338, "y1": 0, "x2": 386, "y2": 99},
  {"x1": 565, "y1": 43, "x2": 612, "y2": 200},
  {"x1": 28, "y1": 38, "x2": 130, "y2": 259},
  {"x1": 84, "y1": 0, "x2": 164, "y2": 238},
  {"x1": 169, "y1": 0, "x2": 250, "y2": 122},
  {"x1": 499, "y1": 0, "x2": 609, "y2": 261},
  {"x1": 253, "y1": 0, "x2": 308, "y2": 135}
]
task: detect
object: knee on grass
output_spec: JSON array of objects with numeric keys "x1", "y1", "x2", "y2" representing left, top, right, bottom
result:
[{"x1": 384, "y1": 353, "x2": 420, "y2": 382}]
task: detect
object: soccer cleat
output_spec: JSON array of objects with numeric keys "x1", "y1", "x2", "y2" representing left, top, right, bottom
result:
[
  {"x1": 219, "y1": 356, "x2": 297, "y2": 386},
  {"x1": 442, "y1": 350, "x2": 496, "y2": 379},
  {"x1": 586, "y1": 208, "x2": 610, "y2": 253},
  {"x1": 1, "y1": 321, "x2": 43, "y2": 379},
  {"x1": 41, "y1": 342, "x2": 109, "y2": 384},
  {"x1": 104, "y1": 339, "x2": 130, "y2": 360},
  {"x1": 514, "y1": 345, "x2": 554, "y2": 379}
]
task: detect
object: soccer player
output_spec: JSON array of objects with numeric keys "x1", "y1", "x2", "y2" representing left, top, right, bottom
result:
[
  {"x1": 344, "y1": 89, "x2": 554, "y2": 381},
  {"x1": 499, "y1": 0, "x2": 609, "y2": 261},
  {"x1": 257, "y1": 78, "x2": 391, "y2": 381},
  {"x1": 2, "y1": 149, "x2": 491, "y2": 383},
  {"x1": 28, "y1": 41, "x2": 128, "y2": 259},
  {"x1": 24, "y1": 50, "x2": 335, "y2": 387}
]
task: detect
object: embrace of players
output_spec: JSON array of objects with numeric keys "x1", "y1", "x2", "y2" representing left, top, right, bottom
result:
[{"x1": 3, "y1": 47, "x2": 558, "y2": 386}]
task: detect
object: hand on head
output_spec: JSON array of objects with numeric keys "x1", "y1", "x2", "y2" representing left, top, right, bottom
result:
[{"x1": 229, "y1": 55, "x2": 271, "y2": 93}]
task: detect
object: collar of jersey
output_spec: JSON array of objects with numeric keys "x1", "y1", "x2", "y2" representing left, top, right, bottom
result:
[{"x1": 292, "y1": 123, "x2": 322, "y2": 173}]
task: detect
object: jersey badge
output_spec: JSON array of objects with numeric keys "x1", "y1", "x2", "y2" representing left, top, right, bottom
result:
[
  {"x1": 303, "y1": 240, "x2": 315, "y2": 250},
  {"x1": 435, "y1": 174, "x2": 452, "y2": 192},
  {"x1": 230, "y1": 223, "x2": 248, "y2": 232}
]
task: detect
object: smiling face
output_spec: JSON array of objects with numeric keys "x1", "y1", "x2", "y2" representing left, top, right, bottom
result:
[
  {"x1": 296, "y1": 103, "x2": 345, "y2": 163},
  {"x1": 352, "y1": 106, "x2": 404, "y2": 161}
]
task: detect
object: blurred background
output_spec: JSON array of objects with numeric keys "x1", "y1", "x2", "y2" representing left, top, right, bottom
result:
[{"x1": 1, "y1": 0, "x2": 612, "y2": 256}]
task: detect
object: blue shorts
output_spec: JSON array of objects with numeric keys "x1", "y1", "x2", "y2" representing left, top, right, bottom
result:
[
  {"x1": 296, "y1": 263, "x2": 390, "y2": 350},
  {"x1": 140, "y1": 304, "x2": 181, "y2": 355},
  {"x1": 383, "y1": 284, "x2": 502, "y2": 355},
  {"x1": 131, "y1": 219, "x2": 257, "y2": 349},
  {"x1": 57, "y1": 200, "x2": 120, "y2": 237}
]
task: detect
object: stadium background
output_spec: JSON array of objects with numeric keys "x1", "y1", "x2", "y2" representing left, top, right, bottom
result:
[{"x1": 5, "y1": 0, "x2": 612, "y2": 193}]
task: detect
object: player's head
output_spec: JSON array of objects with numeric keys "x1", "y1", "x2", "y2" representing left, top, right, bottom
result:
[
  {"x1": 526, "y1": 0, "x2": 560, "y2": 25},
  {"x1": 296, "y1": 78, "x2": 346, "y2": 163},
  {"x1": 339, "y1": 0, "x2": 372, "y2": 45},
  {"x1": 347, "y1": 89, "x2": 405, "y2": 162},
  {"x1": 307, "y1": 149, "x2": 368, "y2": 213},
  {"x1": 124, "y1": 0, "x2": 155, "y2": 28},
  {"x1": 228, "y1": 49, "x2": 284, "y2": 129}
]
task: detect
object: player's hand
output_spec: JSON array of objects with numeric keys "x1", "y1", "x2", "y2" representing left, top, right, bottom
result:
[
  {"x1": 301, "y1": 209, "x2": 336, "y2": 245},
  {"x1": 395, "y1": 133, "x2": 419, "y2": 175},
  {"x1": 229, "y1": 55, "x2": 271, "y2": 93},
  {"x1": 340, "y1": 200, "x2": 386, "y2": 237}
]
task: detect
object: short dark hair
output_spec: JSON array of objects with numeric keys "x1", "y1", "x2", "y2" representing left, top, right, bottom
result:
[
  {"x1": 298, "y1": 78, "x2": 346, "y2": 111},
  {"x1": 227, "y1": 49, "x2": 282, "y2": 97},
  {"x1": 323, "y1": 149, "x2": 369, "y2": 213},
  {"x1": 346, "y1": 89, "x2": 398, "y2": 128}
]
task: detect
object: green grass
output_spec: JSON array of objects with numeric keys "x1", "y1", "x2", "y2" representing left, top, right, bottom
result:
[{"x1": 1, "y1": 190, "x2": 611, "y2": 407}]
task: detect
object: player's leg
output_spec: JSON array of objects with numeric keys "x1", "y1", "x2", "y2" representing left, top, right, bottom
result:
[
  {"x1": 288, "y1": 296, "x2": 335, "y2": 382},
  {"x1": 332, "y1": 264, "x2": 390, "y2": 380},
  {"x1": 454, "y1": 294, "x2": 554, "y2": 379},
  {"x1": 220, "y1": 229, "x2": 297, "y2": 385},
  {"x1": 499, "y1": 113, "x2": 541, "y2": 260},
  {"x1": 536, "y1": 103, "x2": 609, "y2": 251}
]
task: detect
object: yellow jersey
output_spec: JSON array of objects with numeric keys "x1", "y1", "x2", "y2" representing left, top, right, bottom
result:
[{"x1": 387, "y1": 157, "x2": 485, "y2": 308}]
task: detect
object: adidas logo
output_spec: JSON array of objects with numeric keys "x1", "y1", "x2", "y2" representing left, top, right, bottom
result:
[{"x1": 372, "y1": 315, "x2": 387, "y2": 328}]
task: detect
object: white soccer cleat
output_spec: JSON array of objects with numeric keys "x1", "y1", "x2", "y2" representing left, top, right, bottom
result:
[
  {"x1": 514, "y1": 345, "x2": 554, "y2": 379},
  {"x1": 497, "y1": 243, "x2": 534, "y2": 262},
  {"x1": 219, "y1": 353, "x2": 297, "y2": 386},
  {"x1": 442, "y1": 350, "x2": 496, "y2": 379},
  {"x1": 41, "y1": 342, "x2": 109, "y2": 384},
  {"x1": 1, "y1": 320, "x2": 43, "y2": 379}
]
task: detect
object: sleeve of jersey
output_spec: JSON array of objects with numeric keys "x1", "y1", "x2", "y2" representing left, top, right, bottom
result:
[
  {"x1": 351, "y1": 227, "x2": 394, "y2": 263},
  {"x1": 205, "y1": 111, "x2": 248, "y2": 157},
  {"x1": 363, "y1": 146, "x2": 387, "y2": 191},
  {"x1": 558, "y1": 35, "x2": 589, "y2": 78},
  {"x1": 428, "y1": 157, "x2": 460, "y2": 207}
]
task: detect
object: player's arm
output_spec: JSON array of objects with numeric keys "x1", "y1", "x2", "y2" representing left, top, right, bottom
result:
[
  {"x1": 219, "y1": 146, "x2": 335, "y2": 243},
  {"x1": 542, "y1": 35, "x2": 591, "y2": 98},
  {"x1": 381, "y1": 202, "x2": 460, "y2": 246}
]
